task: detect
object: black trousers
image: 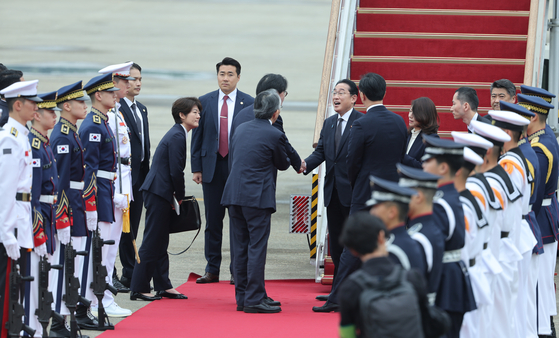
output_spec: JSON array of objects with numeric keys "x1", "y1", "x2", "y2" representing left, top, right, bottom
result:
[
  {"x1": 0, "y1": 244, "x2": 9, "y2": 337},
  {"x1": 202, "y1": 155, "x2": 231, "y2": 276},
  {"x1": 119, "y1": 170, "x2": 146, "y2": 279},
  {"x1": 130, "y1": 191, "x2": 172, "y2": 293},
  {"x1": 326, "y1": 186, "x2": 350, "y2": 277}
]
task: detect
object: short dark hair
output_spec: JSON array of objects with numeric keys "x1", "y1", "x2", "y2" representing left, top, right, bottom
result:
[
  {"x1": 358, "y1": 73, "x2": 386, "y2": 102},
  {"x1": 0, "y1": 64, "x2": 6, "y2": 72},
  {"x1": 0, "y1": 70, "x2": 23, "y2": 91},
  {"x1": 434, "y1": 156, "x2": 464, "y2": 176},
  {"x1": 455, "y1": 87, "x2": 479, "y2": 112},
  {"x1": 216, "y1": 57, "x2": 241, "y2": 76},
  {"x1": 415, "y1": 187, "x2": 436, "y2": 205},
  {"x1": 6, "y1": 97, "x2": 25, "y2": 112},
  {"x1": 131, "y1": 62, "x2": 142, "y2": 72},
  {"x1": 340, "y1": 212, "x2": 387, "y2": 256},
  {"x1": 255, "y1": 74, "x2": 287, "y2": 95},
  {"x1": 490, "y1": 79, "x2": 516, "y2": 98},
  {"x1": 172, "y1": 97, "x2": 202, "y2": 124},
  {"x1": 254, "y1": 89, "x2": 280, "y2": 120},
  {"x1": 410, "y1": 97, "x2": 439, "y2": 134},
  {"x1": 336, "y1": 79, "x2": 359, "y2": 96}
]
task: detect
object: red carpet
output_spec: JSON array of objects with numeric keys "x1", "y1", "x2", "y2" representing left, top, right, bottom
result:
[{"x1": 99, "y1": 273, "x2": 337, "y2": 338}]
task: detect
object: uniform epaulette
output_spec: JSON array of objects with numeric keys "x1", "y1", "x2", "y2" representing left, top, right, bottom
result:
[
  {"x1": 32, "y1": 138, "x2": 40, "y2": 149},
  {"x1": 61, "y1": 124, "x2": 70, "y2": 135},
  {"x1": 93, "y1": 115, "x2": 101, "y2": 124},
  {"x1": 10, "y1": 127, "x2": 18, "y2": 138}
]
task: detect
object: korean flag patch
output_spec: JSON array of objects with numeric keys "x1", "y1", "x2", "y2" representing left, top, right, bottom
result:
[
  {"x1": 32, "y1": 158, "x2": 41, "y2": 167},
  {"x1": 90, "y1": 133, "x2": 101, "y2": 142},
  {"x1": 57, "y1": 145, "x2": 69, "y2": 154}
]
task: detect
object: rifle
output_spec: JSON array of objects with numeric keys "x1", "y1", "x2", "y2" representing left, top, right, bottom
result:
[
  {"x1": 36, "y1": 256, "x2": 64, "y2": 338},
  {"x1": 63, "y1": 241, "x2": 90, "y2": 338},
  {"x1": 6, "y1": 260, "x2": 35, "y2": 338},
  {"x1": 90, "y1": 228, "x2": 117, "y2": 330}
]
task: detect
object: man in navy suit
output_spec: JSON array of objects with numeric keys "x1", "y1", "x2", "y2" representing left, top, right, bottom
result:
[
  {"x1": 230, "y1": 73, "x2": 302, "y2": 172},
  {"x1": 222, "y1": 90, "x2": 290, "y2": 313},
  {"x1": 118, "y1": 62, "x2": 151, "y2": 287},
  {"x1": 304, "y1": 79, "x2": 363, "y2": 278},
  {"x1": 191, "y1": 57, "x2": 255, "y2": 283}
]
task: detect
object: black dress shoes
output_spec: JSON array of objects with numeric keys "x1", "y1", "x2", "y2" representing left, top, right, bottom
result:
[
  {"x1": 113, "y1": 278, "x2": 130, "y2": 293},
  {"x1": 236, "y1": 305, "x2": 244, "y2": 311},
  {"x1": 196, "y1": 272, "x2": 219, "y2": 284},
  {"x1": 130, "y1": 291, "x2": 162, "y2": 301},
  {"x1": 315, "y1": 294, "x2": 329, "y2": 301},
  {"x1": 262, "y1": 297, "x2": 281, "y2": 306},
  {"x1": 230, "y1": 274, "x2": 235, "y2": 285},
  {"x1": 312, "y1": 302, "x2": 339, "y2": 313},
  {"x1": 76, "y1": 304, "x2": 112, "y2": 331},
  {"x1": 50, "y1": 319, "x2": 90, "y2": 338},
  {"x1": 244, "y1": 302, "x2": 281, "y2": 313},
  {"x1": 119, "y1": 275, "x2": 131, "y2": 288},
  {"x1": 156, "y1": 291, "x2": 188, "y2": 299}
]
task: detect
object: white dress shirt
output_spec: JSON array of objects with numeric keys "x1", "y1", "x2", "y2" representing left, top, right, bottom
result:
[{"x1": 218, "y1": 88, "x2": 237, "y2": 144}]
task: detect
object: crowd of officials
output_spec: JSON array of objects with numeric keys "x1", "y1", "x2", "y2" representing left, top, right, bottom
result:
[{"x1": 0, "y1": 54, "x2": 558, "y2": 338}]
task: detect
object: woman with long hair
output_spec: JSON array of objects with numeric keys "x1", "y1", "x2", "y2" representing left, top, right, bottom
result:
[{"x1": 403, "y1": 97, "x2": 440, "y2": 168}]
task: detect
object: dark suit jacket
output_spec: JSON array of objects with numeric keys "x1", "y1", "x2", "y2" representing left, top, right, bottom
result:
[
  {"x1": 402, "y1": 131, "x2": 439, "y2": 168},
  {"x1": 304, "y1": 109, "x2": 363, "y2": 207},
  {"x1": 0, "y1": 100, "x2": 7, "y2": 127},
  {"x1": 120, "y1": 99, "x2": 151, "y2": 186},
  {"x1": 140, "y1": 124, "x2": 186, "y2": 204},
  {"x1": 221, "y1": 118, "x2": 290, "y2": 212},
  {"x1": 230, "y1": 104, "x2": 301, "y2": 171},
  {"x1": 191, "y1": 89, "x2": 254, "y2": 183},
  {"x1": 347, "y1": 105, "x2": 408, "y2": 212}
]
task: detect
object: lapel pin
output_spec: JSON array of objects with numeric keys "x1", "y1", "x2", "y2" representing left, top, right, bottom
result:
[{"x1": 240, "y1": 102, "x2": 243, "y2": 105}]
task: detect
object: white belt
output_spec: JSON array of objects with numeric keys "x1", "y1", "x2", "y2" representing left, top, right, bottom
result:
[
  {"x1": 427, "y1": 292, "x2": 436, "y2": 306},
  {"x1": 39, "y1": 195, "x2": 56, "y2": 204},
  {"x1": 542, "y1": 198, "x2": 552, "y2": 207},
  {"x1": 442, "y1": 249, "x2": 462, "y2": 263},
  {"x1": 70, "y1": 181, "x2": 84, "y2": 190},
  {"x1": 529, "y1": 204, "x2": 533, "y2": 211},
  {"x1": 97, "y1": 170, "x2": 117, "y2": 181}
]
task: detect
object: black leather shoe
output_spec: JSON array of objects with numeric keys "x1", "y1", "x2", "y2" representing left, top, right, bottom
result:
[
  {"x1": 230, "y1": 274, "x2": 235, "y2": 285},
  {"x1": 119, "y1": 275, "x2": 131, "y2": 288},
  {"x1": 262, "y1": 296, "x2": 281, "y2": 306},
  {"x1": 312, "y1": 302, "x2": 339, "y2": 313},
  {"x1": 113, "y1": 278, "x2": 130, "y2": 293},
  {"x1": 50, "y1": 319, "x2": 91, "y2": 338},
  {"x1": 243, "y1": 302, "x2": 281, "y2": 313},
  {"x1": 156, "y1": 291, "x2": 188, "y2": 299},
  {"x1": 315, "y1": 294, "x2": 329, "y2": 301},
  {"x1": 130, "y1": 291, "x2": 162, "y2": 301},
  {"x1": 236, "y1": 305, "x2": 244, "y2": 311},
  {"x1": 76, "y1": 305, "x2": 113, "y2": 331},
  {"x1": 197, "y1": 272, "x2": 219, "y2": 283}
]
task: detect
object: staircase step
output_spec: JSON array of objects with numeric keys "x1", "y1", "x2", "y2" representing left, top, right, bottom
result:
[
  {"x1": 356, "y1": 11, "x2": 529, "y2": 35},
  {"x1": 359, "y1": 0, "x2": 530, "y2": 11},
  {"x1": 353, "y1": 33, "x2": 526, "y2": 59}
]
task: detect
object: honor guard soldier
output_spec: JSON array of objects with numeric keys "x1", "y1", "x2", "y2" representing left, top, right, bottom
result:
[
  {"x1": 26, "y1": 91, "x2": 61, "y2": 337},
  {"x1": 396, "y1": 163, "x2": 445, "y2": 306},
  {"x1": 470, "y1": 120, "x2": 524, "y2": 337},
  {"x1": 49, "y1": 80, "x2": 93, "y2": 336},
  {"x1": 0, "y1": 80, "x2": 42, "y2": 338},
  {"x1": 366, "y1": 175, "x2": 426, "y2": 276},
  {"x1": 489, "y1": 108, "x2": 540, "y2": 338},
  {"x1": 94, "y1": 63, "x2": 134, "y2": 317},
  {"x1": 521, "y1": 85, "x2": 559, "y2": 159},
  {"x1": 78, "y1": 73, "x2": 119, "y2": 330},
  {"x1": 518, "y1": 92, "x2": 559, "y2": 336},
  {"x1": 421, "y1": 134, "x2": 476, "y2": 338}
]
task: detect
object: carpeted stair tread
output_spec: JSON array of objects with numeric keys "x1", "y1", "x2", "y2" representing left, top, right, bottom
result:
[{"x1": 359, "y1": 0, "x2": 530, "y2": 11}]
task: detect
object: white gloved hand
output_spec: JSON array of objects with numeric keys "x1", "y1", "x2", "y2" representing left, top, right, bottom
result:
[
  {"x1": 58, "y1": 227, "x2": 71, "y2": 245},
  {"x1": 34, "y1": 243, "x2": 47, "y2": 257},
  {"x1": 86, "y1": 210, "x2": 98, "y2": 232},
  {"x1": 114, "y1": 193, "x2": 128, "y2": 210},
  {"x1": 4, "y1": 243, "x2": 20, "y2": 260}
]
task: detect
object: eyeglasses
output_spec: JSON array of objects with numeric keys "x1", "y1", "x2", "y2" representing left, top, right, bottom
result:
[{"x1": 332, "y1": 90, "x2": 348, "y2": 96}]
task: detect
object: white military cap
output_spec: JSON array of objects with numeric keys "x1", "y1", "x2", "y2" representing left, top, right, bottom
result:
[
  {"x1": 488, "y1": 110, "x2": 530, "y2": 132},
  {"x1": 0, "y1": 80, "x2": 42, "y2": 102},
  {"x1": 98, "y1": 62, "x2": 135, "y2": 80},
  {"x1": 451, "y1": 131, "x2": 493, "y2": 157},
  {"x1": 464, "y1": 147, "x2": 483, "y2": 166},
  {"x1": 470, "y1": 119, "x2": 511, "y2": 147}
]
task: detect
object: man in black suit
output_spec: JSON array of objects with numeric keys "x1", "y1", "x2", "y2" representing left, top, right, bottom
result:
[
  {"x1": 230, "y1": 73, "x2": 302, "y2": 173},
  {"x1": 0, "y1": 68, "x2": 23, "y2": 127},
  {"x1": 304, "y1": 79, "x2": 363, "y2": 277},
  {"x1": 191, "y1": 57, "x2": 255, "y2": 283},
  {"x1": 221, "y1": 89, "x2": 291, "y2": 313},
  {"x1": 314, "y1": 72, "x2": 408, "y2": 312},
  {"x1": 118, "y1": 62, "x2": 151, "y2": 287},
  {"x1": 450, "y1": 86, "x2": 489, "y2": 132}
]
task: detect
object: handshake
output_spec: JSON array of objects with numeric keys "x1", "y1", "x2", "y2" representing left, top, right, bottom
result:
[{"x1": 297, "y1": 159, "x2": 307, "y2": 174}]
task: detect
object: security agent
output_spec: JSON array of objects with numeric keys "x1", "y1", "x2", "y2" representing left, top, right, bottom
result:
[
  {"x1": 396, "y1": 163, "x2": 445, "y2": 306},
  {"x1": 421, "y1": 134, "x2": 476, "y2": 338},
  {"x1": 490, "y1": 79, "x2": 517, "y2": 111},
  {"x1": 0, "y1": 80, "x2": 42, "y2": 338},
  {"x1": 450, "y1": 87, "x2": 489, "y2": 132},
  {"x1": 519, "y1": 92, "x2": 559, "y2": 336},
  {"x1": 0, "y1": 68, "x2": 23, "y2": 127}
]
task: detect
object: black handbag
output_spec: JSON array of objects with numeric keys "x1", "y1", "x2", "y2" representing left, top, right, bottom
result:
[{"x1": 169, "y1": 196, "x2": 201, "y2": 234}]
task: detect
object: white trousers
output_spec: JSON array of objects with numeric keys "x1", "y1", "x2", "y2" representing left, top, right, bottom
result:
[
  {"x1": 98, "y1": 208, "x2": 124, "y2": 308},
  {"x1": 22, "y1": 250, "x2": 41, "y2": 337},
  {"x1": 538, "y1": 242, "x2": 558, "y2": 335},
  {"x1": 514, "y1": 251, "x2": 539, "y2": 338}
]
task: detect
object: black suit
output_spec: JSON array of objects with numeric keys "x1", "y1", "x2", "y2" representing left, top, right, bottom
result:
[
  {"x1": 402, "y1": 131, "x2": 439, "y2": 168},
  {"x1": 0, "y1": 100, "x2": 7, "y2": 127},
  {"x1": 304, "y1": 109, "x2": 363, "y2": 274},
  {"x1": 222, "y1": 118, "x2": 290, "y2": 306},
  {"x1": 119, "y1": 98, "x2": 151, "y2": 280},
  {"x1": 231, "y1": 104, "x2": 302, "y2": 171},
  {"x1": 191, "y1": 89, "x2": 254, "y2": 276},
  {"x1": 130, "y1": 123, "x2": 186, "y2": 293}
]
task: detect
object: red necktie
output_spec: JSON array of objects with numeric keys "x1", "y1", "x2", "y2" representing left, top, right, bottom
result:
[{"x1": 219, "y1": 95, "x2": 229, "y2": 157}]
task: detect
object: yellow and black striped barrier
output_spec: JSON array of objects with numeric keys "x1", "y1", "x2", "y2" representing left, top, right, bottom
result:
[{"x1": 310, "y1": 172, "x2": 318, "y2": 259}]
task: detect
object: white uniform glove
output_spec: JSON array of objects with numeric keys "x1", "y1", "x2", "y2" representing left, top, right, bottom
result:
[
  {"x1": 58, "y1": 227, "x2": 71, "y2": 245},
  {"x1": 114, "y1": 193, "x2": 128, "y2": 210},
  {"x1": 86, "y1": 211, "x2": 98, "y2": 232},
  {"x1": 4, "y1": 242, "x2": 20, "y2": 260},
  {"x1": 34, "y1": 243, "x2": 47, "y2": 257}
]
